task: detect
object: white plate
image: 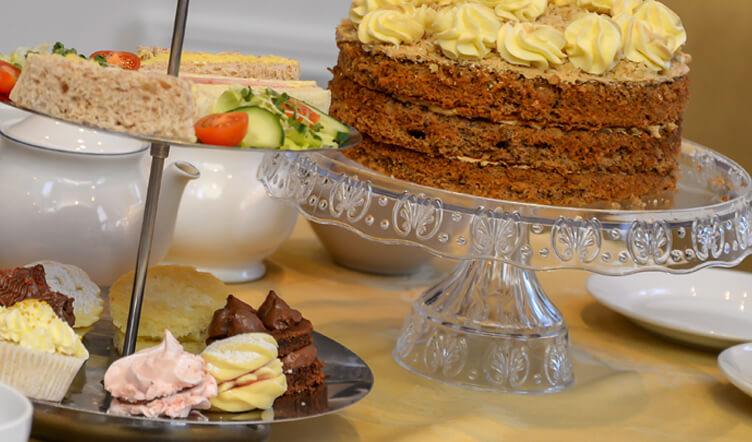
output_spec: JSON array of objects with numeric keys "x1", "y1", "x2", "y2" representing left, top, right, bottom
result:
[
  {"x1": 718, "y1": 343, "x2": 752, "y2": 397},
  {"x1": 0, "y1": 382, "x2": 32, "y2": 442},
  {"x1": 586, "y1": 269, "x2": 752, "y2": 350}
]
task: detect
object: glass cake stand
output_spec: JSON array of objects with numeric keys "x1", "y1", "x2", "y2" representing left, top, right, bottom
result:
[{"x1": 258, "y1": 140, "x2": 752, "y2": 393}]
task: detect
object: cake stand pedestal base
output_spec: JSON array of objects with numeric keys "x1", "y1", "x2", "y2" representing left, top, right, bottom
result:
[{"x1": 393, "y1": 258, "x2": 574, "y2": 393}]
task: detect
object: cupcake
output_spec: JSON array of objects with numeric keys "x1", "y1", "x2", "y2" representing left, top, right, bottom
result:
[
  {"x1": 0, "y1": 299, "x2": 89, "y2": 402},
  {"x1": 0, "y1": 265, "x2": 75, "y2": 326},
  {"x1": 26, "y1": 261, "x2": 103, "y2": 330},
  {"x1": 109, "y1": 265, "x2": 229, "y2": 353},
  {"x1": 104, "y1": 329, "x2": 217, "y2": 419}
]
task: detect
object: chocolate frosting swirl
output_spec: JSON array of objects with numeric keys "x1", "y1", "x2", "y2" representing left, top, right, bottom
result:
[
  {"x1": 0, "y1": 265, "x2": 75, "y2": 326},
  {"x1": 206, "y1": 295, "x2": 268, "y2": 345},
  {"x1": 258, "y1": 290, "x2": 302, "y2": 331},
  {"x1": 281, "y1": 345, "x2": 318, "y2": 371}
]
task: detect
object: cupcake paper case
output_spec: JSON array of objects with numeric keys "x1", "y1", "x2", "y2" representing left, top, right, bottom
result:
[{"x1": 0, "y1": 299, "x2": 89, "y2": 402}]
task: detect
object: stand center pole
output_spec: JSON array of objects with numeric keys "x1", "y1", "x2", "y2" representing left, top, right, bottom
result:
[{"x1": 121, "y1": 0, "x2": 190, "y2": 356}]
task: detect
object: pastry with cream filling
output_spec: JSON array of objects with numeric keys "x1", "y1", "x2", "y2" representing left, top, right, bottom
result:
[{"x1": 200, "y1": 332, "x2": 287, "y2": 412}]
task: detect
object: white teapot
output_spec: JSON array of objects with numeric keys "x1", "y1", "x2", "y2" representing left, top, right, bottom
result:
[
  {"x1": 163, "y1": 148, "x2": 297, "y2": 283},
  {"x1": 0, "y1": 114, "x2": 199, "y2": 286}
]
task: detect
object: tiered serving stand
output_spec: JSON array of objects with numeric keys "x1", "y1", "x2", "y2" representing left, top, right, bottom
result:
[
  {"x1": 258, "y1": 140, "x2": 752, "y2": 393},
  {"x1": 1, "y1": 0, "x2": 374, "y2": 440}
]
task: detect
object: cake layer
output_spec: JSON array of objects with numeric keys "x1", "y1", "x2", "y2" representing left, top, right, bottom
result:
[
  {"x1": 270, "y1": 319, "x2": 314, "y2": 357},
  {"x1": 284, "y1": 359, "x2": 326, "y2": 395},
  {"x1": 330, "y1": 73, "x2": 681, "y2": 175},
  {"x1": 273, "y1": 382, "x2": 328, "y2": 418},
  {"x1": 336, "y1": 29, "x2": 690, "y2": 130},
  {"x1": 344, "y1": 136, "x2": 676, "y2": 208}
]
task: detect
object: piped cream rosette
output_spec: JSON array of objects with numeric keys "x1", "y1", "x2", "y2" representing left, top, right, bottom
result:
[
  {"x1": 0, "y1": 299, "x2": 89, "y2": 402},
  {"x1": 201, "y1": 333, "x2": 287, "y2": 412}
]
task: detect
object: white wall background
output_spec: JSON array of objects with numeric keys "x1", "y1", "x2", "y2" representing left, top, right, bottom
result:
[{"x1": 1, "y1": 0, "x2": 351, "y2": 86}]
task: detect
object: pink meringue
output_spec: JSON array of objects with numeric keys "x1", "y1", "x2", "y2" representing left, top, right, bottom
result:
[{"x1": 104, "y1": 329, "x2": 218, "y2": 419}]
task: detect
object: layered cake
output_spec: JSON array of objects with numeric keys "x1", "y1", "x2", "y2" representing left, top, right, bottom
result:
[
  {"x1": 331, "y1": 0, "x2": 691, "y2": 207},
  {"x1": 207, "y1": 292, "x2": 328, "y2": 415}
]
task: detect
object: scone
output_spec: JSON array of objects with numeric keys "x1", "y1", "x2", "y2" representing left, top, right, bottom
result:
[
  {"x1": 26, "y1": 261, "x2": 103, "y2": 329},
  {"x1": 109, "y1": 265, "x2": 229, "y2": 354},
  {"x1": 0, "y1": 299, "x2": 89, "y2": 401}
]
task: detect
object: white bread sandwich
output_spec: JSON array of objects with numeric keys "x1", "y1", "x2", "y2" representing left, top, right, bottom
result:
[
  {"x1": 9, "y1": 53, "x2": 196, "y2": 142},
  {"x1": 138, "y1": 46, "x2": 300, "y2": 81}
]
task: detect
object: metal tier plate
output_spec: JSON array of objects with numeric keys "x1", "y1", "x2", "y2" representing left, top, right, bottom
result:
[
  {"x1": 259, "y1": 140, "x2": 752, "y2": 394},
  {"x1": 31, "y1": 317, "x2": 374, "y2": 441}
]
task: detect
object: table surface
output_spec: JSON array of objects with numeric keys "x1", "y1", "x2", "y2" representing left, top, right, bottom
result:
[{"x1": 222, "y1": 218, "x2": 752, "y2": 442}]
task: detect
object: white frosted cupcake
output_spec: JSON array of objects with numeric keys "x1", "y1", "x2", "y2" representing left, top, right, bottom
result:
[
  {"x1": 0, "y1": 299, "x2": 89, "y2": 401},
  {"x1": 26, "y1": 261, "x2": 103, "y2": 329}
]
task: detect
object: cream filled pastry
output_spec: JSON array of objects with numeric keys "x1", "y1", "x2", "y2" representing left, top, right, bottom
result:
[
  {"x1": 201, "y1": 332, "x2": 287, "y2": 412},
  {"x1": 104, "y1": 329, "x2": 217, "y2": 419}
]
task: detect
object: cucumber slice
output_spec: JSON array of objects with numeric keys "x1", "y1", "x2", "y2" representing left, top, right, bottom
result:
[
  {"x1": 230, "y1": 106, "x2": 284, "y2": 149},
  {"x1": 303, "y1": 102, "x2": 350, "y2": 141}
]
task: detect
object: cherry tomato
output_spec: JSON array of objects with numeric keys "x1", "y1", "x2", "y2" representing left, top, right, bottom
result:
[
  {"x1": 0, "y1": 60, "x2": 21, "y2": 95},
  {"x1": 89, "y1": 50, "x2": 141, "y2": 70},
  {"x1": 194, "y1": 112, "x2": 249, "y2": 147},
  {"x1": 282, "y1": 98, "x2": 321, "y2": 127}
]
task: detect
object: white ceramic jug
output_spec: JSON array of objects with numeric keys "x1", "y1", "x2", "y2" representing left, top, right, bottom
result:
[{"x1": 0, "y1": 115, "x2": 199, "y2": 286}]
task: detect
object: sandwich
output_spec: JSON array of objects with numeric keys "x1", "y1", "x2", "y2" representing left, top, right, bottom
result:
[
  {"x1": 8, "y1": 44, "x2": 346, "y2": 148},
  {"x1": 138, "y1": 46, "x2": 300, "y2": 81}
]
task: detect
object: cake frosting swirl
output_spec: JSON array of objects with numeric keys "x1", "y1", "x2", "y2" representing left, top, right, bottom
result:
[
  {"x1": 564, "y1": 12, "x2": 622, "y2": 75},
  {"x1": 481, "y1": 0, "x2": 547, "y2": 22},
  {"x1": 615, "y1": 12, "x2": 672, "y2": 71},
  {"x1": 631, "y1": 0, "x2": 686, "y2": 53},
  {"x1": 432, "y1": 3, "x2": 501, "y2": 59},
  {"x1": 497, "y1": 22, "x2": 566, "y2": 69},
  {"x1": 359, "y1": 7, "x2": 426, "y2": 45}
]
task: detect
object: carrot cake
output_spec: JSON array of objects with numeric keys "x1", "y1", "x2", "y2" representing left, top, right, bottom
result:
[{"x1": 331, "y1": 0, "x2": 691, "y2": 207}]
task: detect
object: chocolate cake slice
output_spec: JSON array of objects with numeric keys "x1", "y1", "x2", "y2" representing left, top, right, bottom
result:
[
  {"x1": 207, "y1": 292, "x2": 328, "y2": 413},
  {"x1": 257, "y1": 291, "x2": 327, "y2": 397}
]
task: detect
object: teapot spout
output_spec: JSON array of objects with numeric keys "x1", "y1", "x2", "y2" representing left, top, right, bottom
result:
[{"x1": 151, "y1": 161, "x2": 201, "y2": 263}]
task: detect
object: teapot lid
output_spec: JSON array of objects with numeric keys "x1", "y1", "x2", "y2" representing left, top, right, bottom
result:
[{"x1": 0, "y1": 114, "x2": 148, "y2": 155}]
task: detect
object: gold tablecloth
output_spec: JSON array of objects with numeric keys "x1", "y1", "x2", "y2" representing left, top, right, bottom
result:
[{"x1": 228, "y1": 219, "x2": 752, "y2": 442}]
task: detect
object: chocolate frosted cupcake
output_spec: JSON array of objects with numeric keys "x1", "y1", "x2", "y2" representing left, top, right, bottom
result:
[
  {"x1": 0, "y1": 265, "x2": 75, "y2": 326},
  {"x1": 207, "y1": 292, "x2": 328, "y2": 415}
]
